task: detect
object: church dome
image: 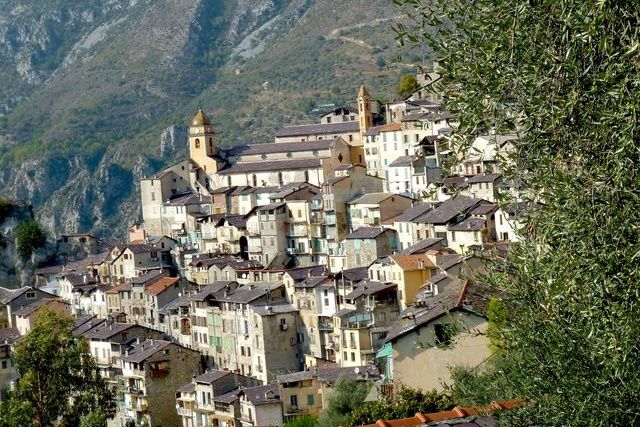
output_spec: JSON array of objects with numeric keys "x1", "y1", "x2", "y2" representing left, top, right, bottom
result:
[{"x1": 192, "y1": 109, "x2": 211, "y2": 126}]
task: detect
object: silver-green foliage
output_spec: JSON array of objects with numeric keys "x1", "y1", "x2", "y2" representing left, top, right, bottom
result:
[{"x1": 394, "y1": 0, "x2": 640, "y2": 424}]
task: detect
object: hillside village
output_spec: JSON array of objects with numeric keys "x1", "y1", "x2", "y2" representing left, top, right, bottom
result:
[{"x1": 0, "y1": 69, "x2": 525, "y2": 427}]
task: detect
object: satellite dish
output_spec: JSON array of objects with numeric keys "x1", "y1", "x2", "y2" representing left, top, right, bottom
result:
[{"x1": 354, "y1": 367, "x2": 360, "y2": 375}]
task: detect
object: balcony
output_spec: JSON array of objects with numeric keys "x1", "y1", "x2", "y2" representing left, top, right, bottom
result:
[
  {"x1": 363, "y1": 216, "x2": 380, "y2": 225},
  {"x1": 201, "y1": 231, "x2": 217, "y2": 240},
  {"x1": 323, "y1": 215, "x2": 337, "y2": 226},
  {"x1": 149, "y1": 368, "x2": 169, "y2": 379},
  {"x1": 318, "y1": 321, "x2": 334, "y2": 331},
  {"x1": 286, "y1": 247, "x2": 309, "y2": 255},
  {"x1": 309, "y1": 224, "x2": 325, "y2": 238},
  {"x1": 177, "y1": 407, "x2": 193, "y2": 417},
  {"x1": 286, "y1": 225, "x2": 309, "y2": 237},
  {"x1": 327, "y1": 247, "x2": 345, "y2": 256},
  {"x1": 311, "y1": 243, "x2": 326, "y2": 255},
  {"x1": 325, "y1": 228, "x2": 337, "y2": 240},
  {"x1": 310, "y1": 199, "x2": 323, "y2": 210},
  {"x1": 248, "y1": 245, "x2": 262, "y2": 253}
]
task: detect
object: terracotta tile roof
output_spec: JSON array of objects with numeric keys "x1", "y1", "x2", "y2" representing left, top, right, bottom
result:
[
  {"x1": 359, "y1": 399, "x2": 525, "y2": 427},
  {"x1": 106, "y1": 283, "x2": 132, "y2": 293},
  {"x1": 391, "y1": 254, "x2": 436, "y2": 271},
  {"x1": 146, "y1": 277, "x2": 179, "y2": 296}
]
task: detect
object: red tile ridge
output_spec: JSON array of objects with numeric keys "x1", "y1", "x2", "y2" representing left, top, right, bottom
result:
[{"x1": 359, "y1": 398, "x2": 526, "y2": 427}]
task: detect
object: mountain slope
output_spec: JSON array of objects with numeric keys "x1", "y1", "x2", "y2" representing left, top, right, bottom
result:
[{"x1": 0, "y1": 0, "x2": 414, "y2": 238}]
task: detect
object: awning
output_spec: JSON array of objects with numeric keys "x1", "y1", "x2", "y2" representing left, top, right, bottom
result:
[{"x1": 376, "y1": 342, "x2": 392, "y2": 359}]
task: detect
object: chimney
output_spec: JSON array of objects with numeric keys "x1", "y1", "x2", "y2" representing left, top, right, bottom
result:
[
  {"x1": 418, "y1": 259, "x2": 424, "y2": 270},
  {"x1": 150, "y1": 338, "x2": 154, "y2": 346},
  {"x1": 83, "y1": 275, "x2": 87, "y2": 284}
]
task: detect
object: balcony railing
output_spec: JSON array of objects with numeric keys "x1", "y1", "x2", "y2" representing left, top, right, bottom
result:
[
  {"x1": 318, "y1": 321, "x2": 334, "y2": 331},
  {"x1": 286, "y1": 226, "x2": 308, "y2": 237},
  {"x1": 363, "y1": 216, "x2": 380, "y2": 225},
  {"x1": 310, "y1": 200, "x2": 323, "y2": 210},
  {"x1": 177, "y1": 407, "x2": 192, "y2": 417},
  {"x1": 324, "y1": 216, "x2": 337, "y2": 225},
  {"x1": 286, "y1": 247, "x2": 308, "y2": 255},
  {"x1": 312, "y1": 244, "x2": 326, "y2": 255},
  {"x1": 328, "y1": 247, "x2": 345, "y2": 256}
]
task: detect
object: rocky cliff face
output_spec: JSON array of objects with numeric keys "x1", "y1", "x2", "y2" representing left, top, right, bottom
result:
[
  {"x1": 0, "y1": 0, "x2": 405, "y2": 239},
  {"x1": 0, "y1": 200, "x2": 56, "y2": 287}
]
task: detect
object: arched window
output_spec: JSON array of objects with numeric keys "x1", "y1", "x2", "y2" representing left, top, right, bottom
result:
[
  {"x1": 252, "y1": 174, "x2": 257, "y2": 187},
  {"x1": 304, "y1": 171, "x2": 309, "y2": 182},
  {"x1": 209, "y1": 138, "x2": 213, "y2": 147},
  {"x1": 195, "y1": 138, "x2": 200, "y2": 148},
  {"x1": 278, "y1": 172, "x2": 283, "y2": 185}
]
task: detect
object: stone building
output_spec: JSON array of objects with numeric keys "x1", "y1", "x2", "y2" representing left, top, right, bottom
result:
[
  {"x1": 238, "y1": 383, "x2": 283, "y2": 427},
  {"x1": 0, "y1": 328, "x2": 19, "y2": 401},
  {"x1": 382, "y1": 280, "x2": 492, "y2": 392},
  {"x1": 0, "y1": 286, "x2": 56, "y2": 328},
  {"x1": 277, "y1": 365, "x2": 379, "y2": 422},
  {"x1": 119, "y1": 339, "x2": 201, "y2": 427},
  {"x1": 346, "y1": 192, "x2": 413, "y2": 230},
  {"x1": 175, "y1": 370, "x2": 260, "y2": 427},
  {"x1": 343, "y1": 227, "x2": 398, "y2": 269}
]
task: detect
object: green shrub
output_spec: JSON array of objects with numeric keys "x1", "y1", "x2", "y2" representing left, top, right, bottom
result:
[{"x1": 16, "y1": 219, "x2": 47, "y2": 258}]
